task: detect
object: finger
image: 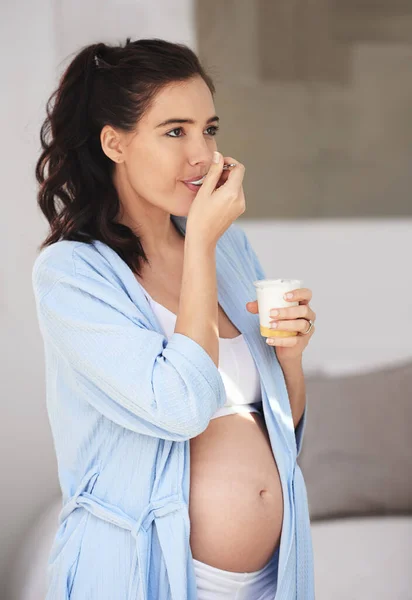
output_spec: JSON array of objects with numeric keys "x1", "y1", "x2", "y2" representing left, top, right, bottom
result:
[
  {"x1": 200, "y1": 151, "x2": 225, "y2": 195},
  {"x1": 269, "y1": 319, "x2": 311, "y2": 333},
  {"x1": 266, "y1": 336, "x2": 298, "y2": 347},
  {"x1": 215, "y1": 168, "x2": 231, "y2": 189},
  {"x1": 271, "y1": 305, "x2": 315, "y2": 321},
  {"x1": 246, "y1": 300, "x2": 258, "y2": 313},
  {"x1": 284, "y1": 288, "x2": 312, "y2": 302},
  {"x1": 213, "y1": 157, "x2": 245, "y2": 195}
]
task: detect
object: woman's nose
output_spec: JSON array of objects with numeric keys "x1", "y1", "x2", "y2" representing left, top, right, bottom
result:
[{"x1": 187, "y1": 138, "x2": 215, "y2": 167}]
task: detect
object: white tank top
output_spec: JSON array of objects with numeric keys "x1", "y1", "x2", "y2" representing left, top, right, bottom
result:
[{"x1": 141, "y1": 289, "x2": 263, "y2": 421}]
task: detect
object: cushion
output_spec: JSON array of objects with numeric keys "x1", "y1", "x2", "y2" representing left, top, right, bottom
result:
[
  {"x1": 298, "y1": 359, "x2": 412, "y2": 520},
  {"x1": 311, "y1": 516, "x2": 412, "y2": 599}
]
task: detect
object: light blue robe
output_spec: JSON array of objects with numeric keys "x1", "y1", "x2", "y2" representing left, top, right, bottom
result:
[{"x1": 32, "y1": 215, "x2": 314, "y2": 599}]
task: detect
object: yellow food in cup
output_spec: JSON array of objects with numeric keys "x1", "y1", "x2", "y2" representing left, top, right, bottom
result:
[{"x1": 260, "y1": 325, "x2": 297, "y2": 338}]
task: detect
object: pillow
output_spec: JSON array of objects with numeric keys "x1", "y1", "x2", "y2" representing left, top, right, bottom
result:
[{"x1": 298, "y1": 359, "x2": 412, "y2": 520}]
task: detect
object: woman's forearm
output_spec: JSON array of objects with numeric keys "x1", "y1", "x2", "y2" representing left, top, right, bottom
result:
[
  {"x1": 174, "y1": 231, "x2": 219, "y2": 368},
  {"x1": 278, "y1": 358, "x2": 306, "y2": 428}
]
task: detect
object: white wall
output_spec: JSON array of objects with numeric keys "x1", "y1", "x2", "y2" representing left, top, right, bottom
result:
[
  {"x1": 0, "y1": 0, "x2": 196, "y2": 595},
  {"x1": 242, "y1": 218, "x2": 412, "y2": 375}
]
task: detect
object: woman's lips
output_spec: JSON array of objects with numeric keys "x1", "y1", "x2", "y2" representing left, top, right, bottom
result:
[{"x1": 182, "y1": 181, "x2": 202, "y2": 192}]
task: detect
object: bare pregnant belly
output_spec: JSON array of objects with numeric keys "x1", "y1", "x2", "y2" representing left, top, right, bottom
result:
[{"x1": 188, "y1": 412, "x2": 284, "y2": 573}]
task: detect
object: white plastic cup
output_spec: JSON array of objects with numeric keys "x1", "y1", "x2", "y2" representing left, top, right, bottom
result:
[{"x1": 253, "y1": 278, "x2": 302, "y2": 338}]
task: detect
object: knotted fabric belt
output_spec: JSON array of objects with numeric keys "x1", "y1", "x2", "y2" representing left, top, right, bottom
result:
[{"x1": 59, "y1": 468, "x2": 190, "y2": 600}]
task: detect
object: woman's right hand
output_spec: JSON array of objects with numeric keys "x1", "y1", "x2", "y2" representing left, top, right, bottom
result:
[{"x1": 186, "y1": 152, "x2": 246, "y2": 247}]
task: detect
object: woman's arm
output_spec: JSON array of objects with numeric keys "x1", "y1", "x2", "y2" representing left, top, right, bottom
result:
[
  {"x1": 279, "y1": 358, "x2": 306, "y2": 429},
  {"x1": 31, "y1": 244, "x2": 227, "y2": 442},
  {"x1": 174, "y1": 229, "x2": 219, "y2": 368},
  {"x1": 280, "y1": 358, "x2": 307, "y2": 456},
  {"x1": 236, "y1": 224, "x2": 308, "y2": 455}
]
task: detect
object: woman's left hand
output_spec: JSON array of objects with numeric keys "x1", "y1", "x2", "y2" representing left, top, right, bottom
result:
[{"x1": 246, "y1": 288, "x2": 316, "y2": 363}]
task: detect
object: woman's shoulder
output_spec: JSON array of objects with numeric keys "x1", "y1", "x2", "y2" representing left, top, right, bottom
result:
[{"x1": 31, "y1": 239, "x2": 123, "y2": 303}]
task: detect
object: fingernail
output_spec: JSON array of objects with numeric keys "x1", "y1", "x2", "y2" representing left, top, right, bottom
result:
[
  {"x1": 284, "y1": 293, "x2": 293, "y2": 299},
  {"x1": 213, "y1": 151, "x2": 220, "y2": 163}
]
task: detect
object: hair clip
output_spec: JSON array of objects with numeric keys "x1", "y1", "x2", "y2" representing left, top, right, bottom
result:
[{"x1": 93, "y1": 54, "x2": 100, "y2": 67}]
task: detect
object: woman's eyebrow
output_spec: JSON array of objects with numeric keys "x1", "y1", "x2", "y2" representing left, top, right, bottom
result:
[{"x1": 155, "y1": 115, "x2": 220, "y2": 128}]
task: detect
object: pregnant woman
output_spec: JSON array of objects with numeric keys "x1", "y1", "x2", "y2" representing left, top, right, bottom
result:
[{"x1": 32, "y1": 38, "x2": 316, "y2": 599}]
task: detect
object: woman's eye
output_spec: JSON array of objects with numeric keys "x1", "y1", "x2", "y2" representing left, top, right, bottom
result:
[
  {"x1": 206, "y1": 126, "x2": 219, "y2": 136},
  {"x1": 166, "y1": 128, "x2": 183, "y2": 138},
  {"x1": 166, "y1": 126, "x2": 220, "y2": 138}
]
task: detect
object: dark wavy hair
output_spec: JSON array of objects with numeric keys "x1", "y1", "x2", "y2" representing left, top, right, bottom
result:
[{"x1": 35, "y1": 37, "x2": 216, "y2": 276}]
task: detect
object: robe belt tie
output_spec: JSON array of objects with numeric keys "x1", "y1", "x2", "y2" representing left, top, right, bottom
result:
[{"x1": 59, "y1": 468, "x2": 190, "y2": 600}]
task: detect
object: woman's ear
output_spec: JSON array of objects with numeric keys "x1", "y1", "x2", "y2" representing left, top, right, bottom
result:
[{"x1": 100, "y1": 124, "x2": 124, "y2": 163}]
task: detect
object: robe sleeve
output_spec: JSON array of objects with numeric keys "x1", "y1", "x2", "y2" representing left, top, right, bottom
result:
[
  {"x1": 32, "y1": 248, "x2": 227, "y2": 442},
  {"x1": 237, "y1": 226, "x2": 308, "y2": 457}
]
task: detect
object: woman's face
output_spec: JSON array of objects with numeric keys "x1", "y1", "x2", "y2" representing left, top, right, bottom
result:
[{"x1": 106, "y1": 76, "x2": 220, "y2": 217}]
